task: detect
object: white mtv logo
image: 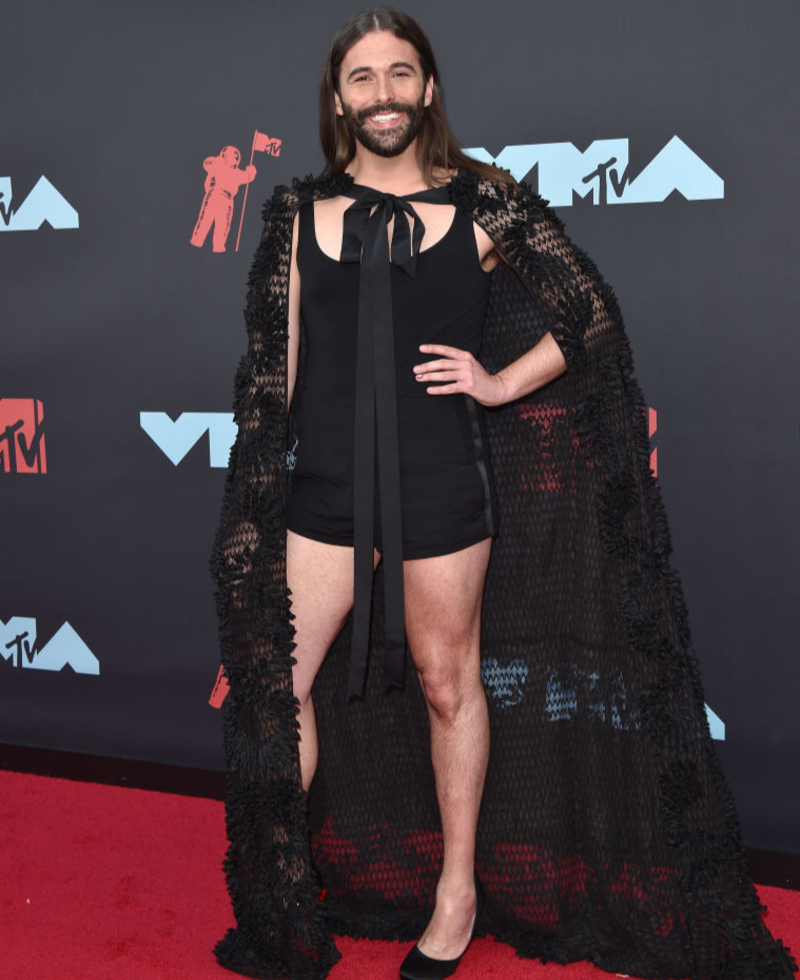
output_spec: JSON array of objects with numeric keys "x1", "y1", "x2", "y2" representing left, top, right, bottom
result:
[
  {"x1": 1, "y1": 618, "x2": 99, "y2": 674},
  {"x1": 466, "y1": 135, "x2": 724, "y2": 207},
  {"x1": 140, "y1": 412, "x2": 236, "y2": 467},
  {"x1": 0, "y1": 176, "x2": 79, "y2": 231}
]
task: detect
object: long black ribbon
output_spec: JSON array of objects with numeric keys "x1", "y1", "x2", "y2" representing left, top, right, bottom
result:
[{"x1": 340, "y1": 182, "x2": 452, "y2": 698}]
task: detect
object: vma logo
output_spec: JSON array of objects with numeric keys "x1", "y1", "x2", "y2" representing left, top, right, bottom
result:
[
  {"x1": 0, "y1": 399, "x2": 47, "y2": 474},
  {"x1": 140, "y1": 412, "x2": 235, "y2": 467},
  {"x1": 190, "y1": 129, "x2": 282, "y2": 254},
  {"x1": 1, "y1": 618, "x2": 99, "y2": 674},
  {"x1": 466, "y1": 135, "x2": 723, "y2": 207},
  {"x1": 0, "y1": 176, "x2": 79, "y2": 232}
]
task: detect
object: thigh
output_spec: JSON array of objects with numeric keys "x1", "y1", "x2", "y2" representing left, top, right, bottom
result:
[
  {"x1": 403, "y1": 537, "x2": 492, "y2": 676},
  {"x1": 287, "y1": 530, "x2": 380, "y2": 699}
]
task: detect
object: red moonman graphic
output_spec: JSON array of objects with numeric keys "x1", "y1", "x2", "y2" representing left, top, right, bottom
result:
[
  {"x1": 649, "y1": 406, "x2": 657, "y2": 478},
  {"x1": 0, "y1": 399, "x2": 47, "y2": 474},
  {"x1": 190, "y1": 146, "x2": 256, "y2": 253},
  {"x1": 190, "y1": 131, "x2": 282, "y2": 254}
]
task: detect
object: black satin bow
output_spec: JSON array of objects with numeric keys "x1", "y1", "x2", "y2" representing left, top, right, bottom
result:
[{"x1": 339, "y1": 181, "x2": 452, "y2": 698}]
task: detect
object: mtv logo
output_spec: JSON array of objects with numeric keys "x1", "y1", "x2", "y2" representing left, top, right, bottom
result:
[
  {"x1": 0, "y1": 399, "x2": 47, "y2": 474},
  {"x1": 140, "y1": 412, "x2": 237, "y2": 467},
  {"x1": 466, "y1": 136, "x2": 724, "y2": 207},
  {"x1": 0, "y1": 618, "x2": 99, "y2": 674},
  {"x1": 0, "y1": 176, "x2": 79, "y2": 231},
  {"x1": 253, "y1": 131, "x2": 282, "y2": 157}
]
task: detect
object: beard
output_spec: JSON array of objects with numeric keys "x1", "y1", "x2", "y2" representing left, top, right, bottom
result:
[{"x1": 341, "y1": 95, "x2": 426, "y2": 158}]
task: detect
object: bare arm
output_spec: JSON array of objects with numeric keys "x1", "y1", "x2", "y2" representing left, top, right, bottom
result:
[
  {"x1": 493, "y1": 332, "x2": 567, "y2": 401},
  {"x1": 287, "y1": 211, "x2": 301, "y2": 410},
  {"x1": 415, "y1": 220, "x2": 567, "y2": 406},
  {"x1": 423, "y1": 222, "x2": 566, "y2": 406}
]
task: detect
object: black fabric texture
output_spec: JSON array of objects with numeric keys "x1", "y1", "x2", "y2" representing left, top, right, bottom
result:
[{"x1": 209, "y1": 167, "x2": 797, "y2": 980}]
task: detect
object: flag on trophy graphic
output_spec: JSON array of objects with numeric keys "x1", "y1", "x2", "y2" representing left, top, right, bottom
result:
[
  {"x1": 234, "y1": 130, "x2": 282, "y2": 251},
  {"x1": 190, "y1": 130, "x2": 282, "y2": 254}
]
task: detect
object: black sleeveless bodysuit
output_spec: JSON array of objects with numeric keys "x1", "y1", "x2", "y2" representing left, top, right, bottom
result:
[{"x1": 287, "y1": 197, "x2": 498, "y2": 560}]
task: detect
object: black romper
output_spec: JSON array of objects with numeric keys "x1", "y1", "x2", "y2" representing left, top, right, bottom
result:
[
  {"x1": 287, "y1": 197, "x2": 498, "y2": 558},
  {"x1": 287, "y1": 184, "x2": 499, "y2": 697}
]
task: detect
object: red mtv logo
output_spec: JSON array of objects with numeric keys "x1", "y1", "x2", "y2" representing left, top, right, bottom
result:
[{"x1": 0, "y1": 399, "x2": 47, "y2": 474}]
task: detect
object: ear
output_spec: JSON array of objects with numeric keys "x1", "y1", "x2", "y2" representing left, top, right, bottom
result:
[
  {"x1": 423, "y1": 75, "x2": 434, "y2": 108},
  {"x1": 334, "y1": 89, "x2": 344, "y2": 117}
]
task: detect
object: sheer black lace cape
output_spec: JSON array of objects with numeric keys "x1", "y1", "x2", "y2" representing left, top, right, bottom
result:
[{"x1": 209, "y1": 168, "x2": 796, "y2": 980}]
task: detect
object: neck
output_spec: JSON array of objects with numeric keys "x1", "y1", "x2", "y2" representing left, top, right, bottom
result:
[{"x1": 347, "y1": 142, "x2": 428, "y2": 194}]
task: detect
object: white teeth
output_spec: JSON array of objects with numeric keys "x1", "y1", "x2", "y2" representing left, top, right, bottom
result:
[{"x1": 371, "y1": 113, "x2": 401, "y2": 122}]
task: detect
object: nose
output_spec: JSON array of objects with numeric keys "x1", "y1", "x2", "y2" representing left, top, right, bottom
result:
[{"x1": 374, "y1": 73, "x2": 394, "y2": 103}]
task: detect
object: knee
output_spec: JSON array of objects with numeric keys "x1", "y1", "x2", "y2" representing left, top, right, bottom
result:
[{"x1": 418, "y1": 658, "x2": 481, "y2": 724}]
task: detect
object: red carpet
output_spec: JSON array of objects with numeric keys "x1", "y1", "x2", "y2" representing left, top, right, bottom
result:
[{"x1": 1, "y1": 769, "x2": 796, "y2": 980}]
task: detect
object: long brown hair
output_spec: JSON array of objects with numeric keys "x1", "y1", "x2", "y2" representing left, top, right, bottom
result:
[{"x1": 319, "y1": 7, "x2": 514, "y2": 188}]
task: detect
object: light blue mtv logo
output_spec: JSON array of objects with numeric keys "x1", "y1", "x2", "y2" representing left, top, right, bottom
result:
[
  {"x1": 0, "y1": 176, "x2": 79, "y2": 231},
  {"x1": 465, "y1": 136, "x2": 724, "y2": 207},
  {"x1": 482, "y1": 657, "x2": 725, "y2": 739},
  {"x1": 1, "y1": 618, "x2": 99, "y2": 674},
  {"x1": 140, "y1": 412, "x2": 236, "y2": 467},
  {"x1": 543, "y1": 667, "x2": 726, "y2": 740}
]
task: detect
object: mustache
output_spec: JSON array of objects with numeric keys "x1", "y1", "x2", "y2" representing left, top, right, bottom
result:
[{"x1": 355, "y1": 101, "x2": 418, "y2": 123}]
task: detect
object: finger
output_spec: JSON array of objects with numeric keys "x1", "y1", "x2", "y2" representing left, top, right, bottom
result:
[
  {"x1": 419, "y1": 344, "x2": 471, "y2": 360},
  {"x1": 419, "y1": 371, "x2": 459, "y2": 383},
  {"x1": 413, "y1": 359, "x2": 456, "y2": 375},
  {"x1": 426, "y1": 382, "x2": 461, "y2": 395}
]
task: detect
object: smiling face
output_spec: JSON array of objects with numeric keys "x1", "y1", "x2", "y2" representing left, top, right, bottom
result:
[{"x1": 334, "y1": 30, "x2": 434, "y2": 159}]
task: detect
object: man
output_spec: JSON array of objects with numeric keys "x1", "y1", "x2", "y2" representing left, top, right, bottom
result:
[{"x1": 211, "y1": 9, "x2": 796, "y2": 980}]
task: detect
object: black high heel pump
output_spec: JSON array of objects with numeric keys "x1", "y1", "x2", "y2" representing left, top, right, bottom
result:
[{"x1": 398, "y1": 875, "x2": 485, "y2": 980}]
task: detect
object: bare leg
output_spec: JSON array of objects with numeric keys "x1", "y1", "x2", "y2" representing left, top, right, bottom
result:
[
  {"x1": 403, "y1": 537, "x2": 492, "y2": 960},
  {"x1": 286, "y1": 529, "x2": 381, "y2": 790}
]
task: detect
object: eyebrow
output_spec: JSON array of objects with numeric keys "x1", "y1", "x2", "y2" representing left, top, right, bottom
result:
[{"x1": 346, "y1": 61, "x2": 417, "y2": 82}]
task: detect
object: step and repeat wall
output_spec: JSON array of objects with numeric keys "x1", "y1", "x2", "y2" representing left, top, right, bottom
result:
[{"x1": 2, "y1": 1, "x2": 798, "y2": 853}]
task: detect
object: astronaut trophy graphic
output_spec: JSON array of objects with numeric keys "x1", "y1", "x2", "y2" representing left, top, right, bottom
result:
[{"x1": 190, "y1": 131, "x2": 281, "y2": 254}]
